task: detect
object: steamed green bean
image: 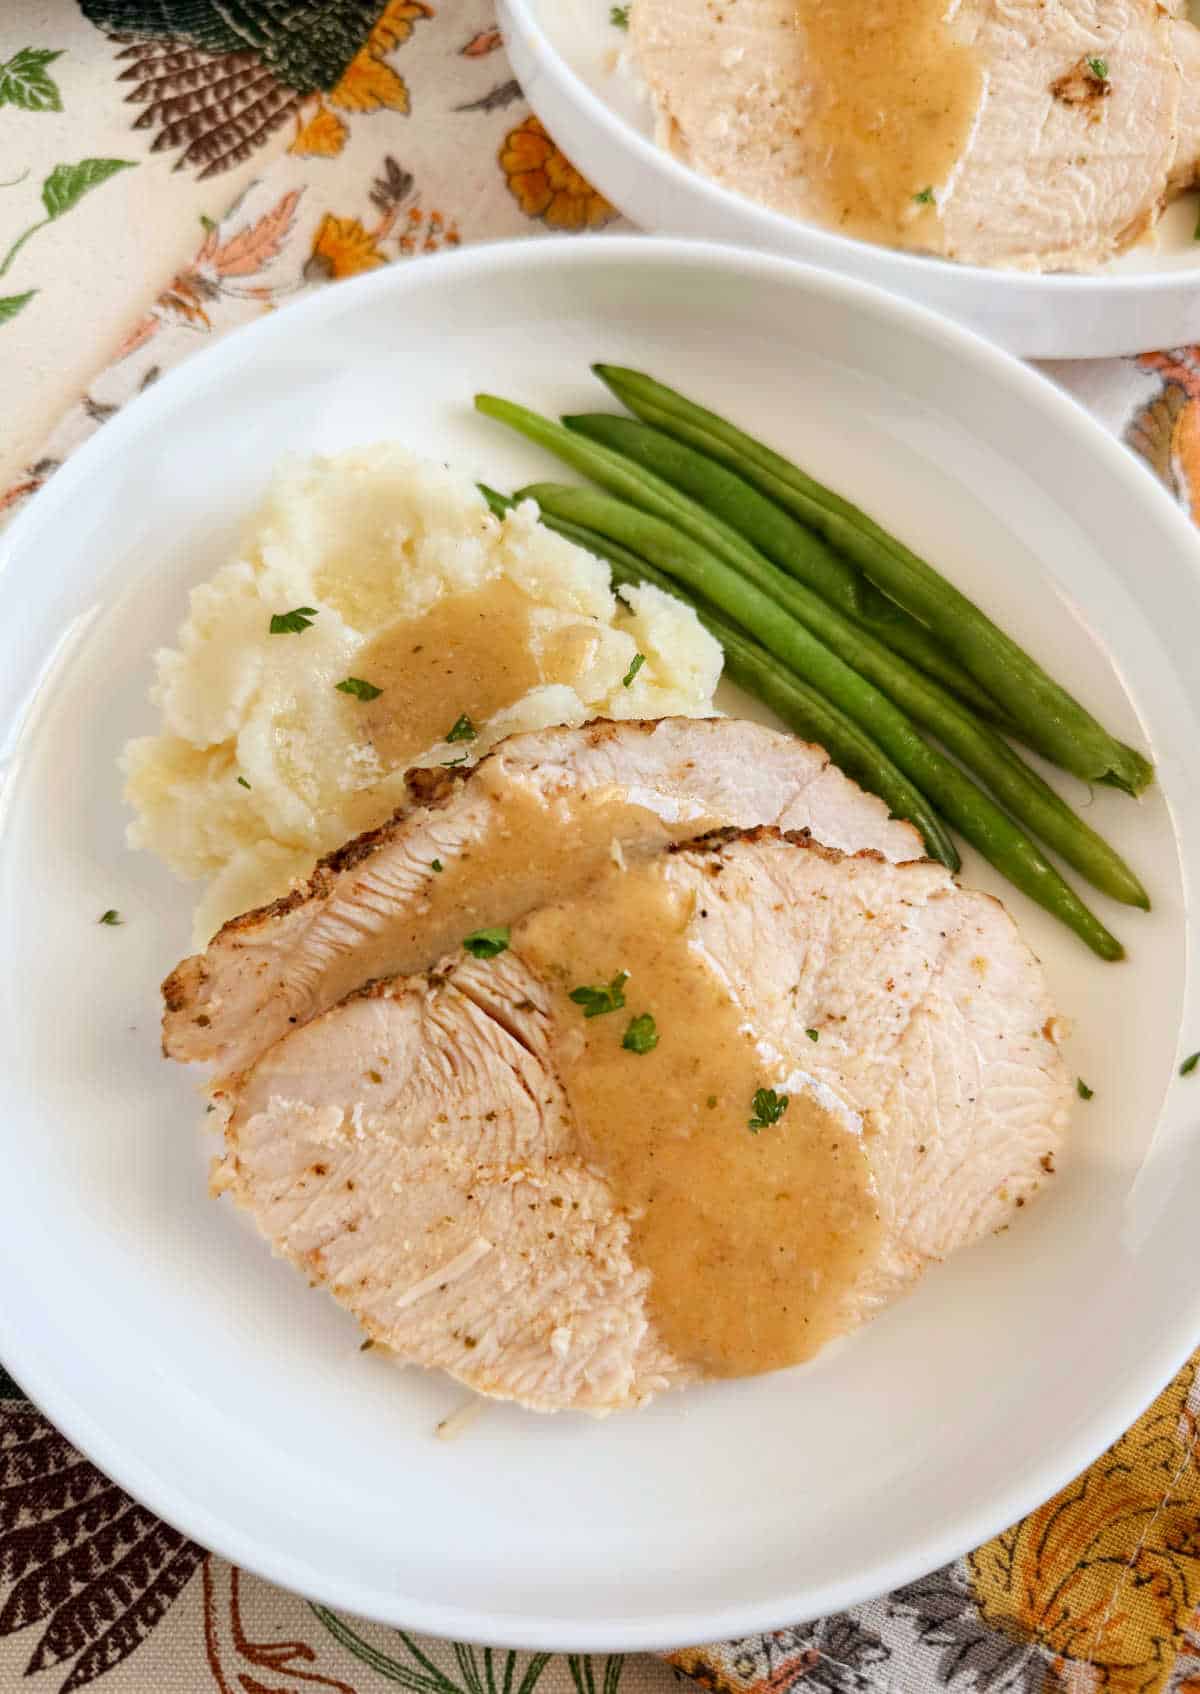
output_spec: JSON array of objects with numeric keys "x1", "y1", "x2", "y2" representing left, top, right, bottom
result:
[{"x1": 593, "y1": 365, "x2": 1153, "y2": 796}]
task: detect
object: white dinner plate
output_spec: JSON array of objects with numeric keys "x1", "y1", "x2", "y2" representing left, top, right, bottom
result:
[
  {"x1": 1, "y1": 237, "x2": 1199, "y2": 1650},
  {"x1": 502, "y1": 0, "x2": 1200, "y2": 359}
]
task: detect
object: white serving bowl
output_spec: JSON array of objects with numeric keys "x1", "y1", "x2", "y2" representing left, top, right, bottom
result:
[
  {"x1": 1, "y1": 238, "x2": 1199, "y2": 1648},
  {"x1": 501, "y1": 0, "x2": 1200, "y2": 358}
]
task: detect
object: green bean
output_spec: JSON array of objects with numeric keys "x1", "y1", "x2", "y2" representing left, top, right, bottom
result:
[
  {"x1": 519, "y1": 481, "x2": 1123, "y2": 960},
  {"x1": 476, "y1": 394, "x2": 855, "y2": 619},
  {"x1": 981, "y1": 730, "x2": 1148, "y2": 907},
  {"x1": 494, "y1": 471, "x2": 1144, "y2": 909},
  {"x1": 478, "y1": 482, "x2": 515, "y2": 518},
  {"x1": 593, "y1": 365, "x2": 1154, "y2": 796},
  {"x1": 484, "y1": 393, "x2": 989, "y2": 715},
  {"x1": 560, "y1": 414, "x2": 863, "y2": 613},
  {"x1": 562, "y1": 411, "x2": 1009, "y2": 723},
  {"x1": 484, "y1": 482, "x2": 959, "y2": 869},
  {"x1": 486, "y1": 411, "x2": 1145, "y2": 907},
  {"x1": 540, "y1": 511, "x2": 961, "y2": 871},
  {"x1": 515, "y1": 442, "x2": 1148, "y2": 909},
  {"x1": 854, "y1": 578, "x2": 1015, "y2": 732},
  {"x1": 481, "y1": 395, "x2": 1014, "y2": 741}
]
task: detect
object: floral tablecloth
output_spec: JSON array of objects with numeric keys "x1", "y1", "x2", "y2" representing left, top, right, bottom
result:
[{"x1": 3, "y1": 5, "x2": 1199, "y2": 1692}]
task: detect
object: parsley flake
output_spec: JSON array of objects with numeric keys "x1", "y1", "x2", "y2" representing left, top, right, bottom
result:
[
  {"x1": 621, "y1": 652, "x2": 646, "y2": 688},
  {"x1": 913, "y1": 186, "x2": 934, "y2": 205},
  {"x1": 1087, "y1": 56, "x2": 1108, "y2": 80},
  {"x1": 98, "y1": 908, "x2": 122, "y2": 926},
  {"x1": 1076, "y1": 1077, "x2": 1094, "y2": 1101},
  {"x1": 1181, "y1": 1052, "x2": 1200, "y2": 1077},
  {"x1": 336, "y1": 676, "x2": 382, "y2": 702},
  {"x1": 446, "y1": 713, "x2": 478, "y2": 744},
  {"x1": 431, "y1": 859, "x2": 444, "y2": 874},
  {"x1": 236, "y1": 775, "x2": 251, "y2": 789},
  {"x1": 442, "y1": 754, "x2": 469, "y2": 767},
  {"x1": 706, "y1": 1094, "x2": 718, "y2": 1108},
  {"x1": 463, "y1": 926, "x2": 510, "y2": 959},
  {"x1": 269, "y1": 606, "x2": 318, "y2": 635},
  {"x1": 748, "y1": 1087, "x2": 788, "y2": 1132},
  {"x1": 806, "y1": 1027, "x2": 819, "y2": 1042},
  {"x1": 611, "y1": 4, "x2": 630, "y2": 26},
  {"x1": 622, "y1": 1013, "x2": 658, "y2": 1054},
  {"x1": 569, "y1": 972, "x2": 628, "y2": 1019}
]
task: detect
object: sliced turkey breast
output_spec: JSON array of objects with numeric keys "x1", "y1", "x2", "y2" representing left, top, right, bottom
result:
[
  {"x1": 213, "y1": 829, "x2": 1070, "y2": 1413},
  {"x1": 164, "y1": 718, "x2": 921, "y2": 1077},
  {"x1": 630, "y1": 0, "x2": 1200, "y2": 271},
  {"x1": 1168, "y1": 18, "x2": 1200, "y2": 192}
]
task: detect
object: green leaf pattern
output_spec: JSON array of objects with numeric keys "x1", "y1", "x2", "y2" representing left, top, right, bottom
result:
[
  {"x1": 0, "y1": 47, "x2": 64, "y2": 113},
  {"x1": 40, "y1": 155, "x2": 135, "y2": 219},
  {"x1": 1, "y1": 46, "x2": 139, "y2": 321},
  {"x1": 308, "y1": 1606, "x2": 601, "y2": 1694},
  {"x1": 0, "y1": 148, "x2": 137, "y2": 303},
  {"x1": 0, "y1": 289, "x2": 35, "y2": 323}
]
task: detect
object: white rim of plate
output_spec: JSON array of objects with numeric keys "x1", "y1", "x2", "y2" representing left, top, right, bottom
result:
[
  {"x1": 1, "y1": 236, "x2": 1199, "y2": 1650},
  {"x1": 501, "y1": 0, "x2": 1200, "y2": 337}
]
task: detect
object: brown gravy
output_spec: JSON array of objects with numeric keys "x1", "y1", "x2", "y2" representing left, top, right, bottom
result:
[
  {"x1": 312, "y1": 775, "x2": 691, "y2": 1014},
  {"x1": 516, "y1": 859, "x2": 883, "y2": 1376},
  {"x1": 794, "y1": 0, "x2": 983, "y2": 247},
  {"x1": 351, "y1": 579, "x2": 546, "y2": 771}
]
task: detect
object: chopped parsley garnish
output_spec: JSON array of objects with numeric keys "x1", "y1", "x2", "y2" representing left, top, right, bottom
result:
[
  {"x1": 569, "y1": 971, "x2": 628, "y2": 1019},
  {"x1": 748, "y1": 1087, "x2": 788, "y2": 1132},
  {"x1": 621, "y1": 652, "x2": 646, "y2": 688},
  {"x1": 913, "y1": 186, "x2": 934, "y2": 205},
  {"x1": 446, "y1": 713, "x2": 478, "y2": 744},
  {"x1": 431, "y1": 859, "x2": 444, "y2": 874},
  {"x1": 269, "y1": 606, "x2": 318, "y2": 635},
  {"x1": 463, "y1": 926, "x2": 510, "y2": 959},
  {"x1": 442, "y1": 754, "x2": 469, "y2": 767},
  {"x1": 1087, "y1": 57, "x2": 1108, "y2": 80},
  {"x1": 806, "y1": 1027, "x2": 819, "y2": 1042},
  {"x1": 98, "y1": 908, "x2": 122, "y2": 926},
  {"x1": 706, "y1": 1094, "x2": 718, "y2": 1108},
  {"x1": 236, "y1": 775, "x2": 251, "y2": 789},
  {"x1": 336, "y1": 676, "x2": 382, "y2": 701},
  {"x1": 1181, "y1": 1052, "x2": 1200, "y2": 1077},
  {"x1": 1076, "y1": 1077, "x2": 1094, "y2": 1101},
  {"x1": 622, "y1": 1013, "x2": 658, "y2": 1054},
  {"x1": 610, "y1": 4, "x2": 630, "y2": 26}
]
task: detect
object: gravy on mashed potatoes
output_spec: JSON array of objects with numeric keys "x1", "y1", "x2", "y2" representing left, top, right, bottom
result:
[{"x1": 123, "y1": 446, "x2": 722, "y2": 945}]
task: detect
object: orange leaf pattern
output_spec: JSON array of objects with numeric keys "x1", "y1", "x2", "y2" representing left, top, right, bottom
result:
[
  {"x1": 328, "y1": 1, "x2": 433, "y2": 116},
  {"x1": 290, "y1": 102, "x2": 350, "y2": 159},
  {"x1": 1129, "y1": 347, "x2": 1200, "y2": 525},
  {"x1": 201, "y1": 188, "x2": 303, "y2": 277},
  {"x1": 463, "y1": 29, "x2": 505, "y2": 57},
  {"x1": 305, "y1": 211, "x2": 388, "y2": 279},
  {"x1": 328, "y1": 53, "x2": 410, "y2": 118},
  {"x1": 968, "y1": 1359, "x2": 1200, "y2": 1693},
  {"x1": 499, "y1": 115, "x2": 617, "y2": 231}
]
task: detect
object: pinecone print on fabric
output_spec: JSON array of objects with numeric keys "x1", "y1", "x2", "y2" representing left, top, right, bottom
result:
[
  {"x1": 77, "y1": 0, "x2": 400, "y2": 177},
  {"x1": 0, "y1": 1402, "x2": 206, "y2": 1693}
]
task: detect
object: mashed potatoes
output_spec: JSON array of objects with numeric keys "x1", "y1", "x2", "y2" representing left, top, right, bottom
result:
[{"x1": 124, "y1": 445, "x2": 722, "y2": 942}]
